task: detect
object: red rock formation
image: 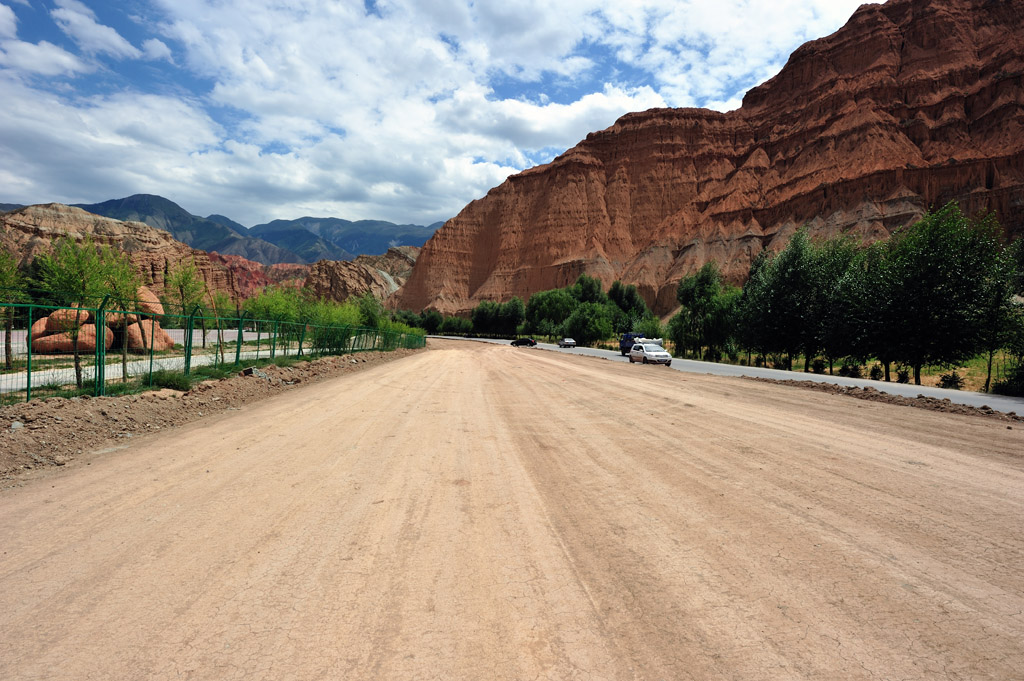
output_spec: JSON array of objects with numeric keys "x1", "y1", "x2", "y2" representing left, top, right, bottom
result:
[
  {"x1": 124, "y1": 320, "x2": 175, "y2": 352},
  {"x1": 32, "y1": 324, "x2": 113, "y2": 354},
  {"x1": 395, "y1": 0, "x2": 1024, "y2": 315},
  {"x1": 306, "y1": 247, "x2": 420, "y2": 304},
  {"x1": 0, "y1": 204, "x2": 242, "y2": 304},
  {"x1": 206, "y1": 252, "x2": 310, "y2": 299}
]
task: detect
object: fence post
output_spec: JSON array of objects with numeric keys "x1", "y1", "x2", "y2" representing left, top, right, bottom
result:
[
  {"x1": 95, "y1": 295, "x2": 109, "y2": 396},
  {"x1": 234, "y1": 312, "x2": 248, "y2": 366},
  {"x1": 271, "y1": 321, "x2": 278, "y2": 359},
  {"x1": 148, "y1": 315, "x2": 156, "y2": 386},
  {"x1": 298, "y1": 323, "x2": 306, "y2": 357},
  {"x1": 185, "y1": 305, "x2": 200, "y2": 376},
  {"x1": 26, "y1": 305, "x2": 33, "y2": 403}
]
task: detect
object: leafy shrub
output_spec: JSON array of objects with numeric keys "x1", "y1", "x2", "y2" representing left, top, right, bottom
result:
[
  {"x1": 838, "y1": 363, "x2": 863, "y2": 378},
  {"x1": 896, "y1": 366, "x2": 911, "y2": 383},
  {"x1": 811, "y1": 358, "x2": 826, "y2": 374},
  {"x1": 869, "y1": 364, "x2": 883, "y2": 381},
  {"x1": 992, "y1": 365, "x2": 1024, "y2": 396},
  {"x1": 937, "y1": 371, "x2": 965, "y2": 390}
]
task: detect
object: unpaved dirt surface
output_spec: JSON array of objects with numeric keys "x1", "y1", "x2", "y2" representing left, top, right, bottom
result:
[
  {"x1": 1, "y1": 349, "x2": 422, "y2": 481},
  {"x1": 2, "y1": 339, "x2": 1023, "y2": 680}
]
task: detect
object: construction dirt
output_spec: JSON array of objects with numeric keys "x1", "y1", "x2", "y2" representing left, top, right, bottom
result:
[{"x1": 2, "y1": 338, "x2": 1023, "y2": 680}]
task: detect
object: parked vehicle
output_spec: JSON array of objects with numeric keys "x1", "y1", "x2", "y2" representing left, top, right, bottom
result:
[
  {"x1": 558, "y1": 338, "x2": 577, "y2": 348},
  {"x1": 510, "y1": 337, "x2": 537, "y2": 347},
  {"x1": 629, "y1": 342, "x2": 672, "y2": 366},
  {"x1": 619, "y1": 332, "x2": 644, "y2": 356}
]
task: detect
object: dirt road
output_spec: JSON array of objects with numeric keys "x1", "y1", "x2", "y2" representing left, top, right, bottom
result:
[{"x1": 2, "y1": 339, "x2": 1023, "y2": 680}]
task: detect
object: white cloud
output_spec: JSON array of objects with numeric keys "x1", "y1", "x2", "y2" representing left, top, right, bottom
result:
[
  {"x1": 0, "y1": 38, "x2": 90, "y2": 76},
  {"x1": 51, "y1": 0, "x2": 142, "y2": 59},
  {"x1": 0, "y1": 0, "x2": 881, "y2": 226},
  {"x1": 142, "y1": 38, "x2": 171, "y2": 62},
  {"x1": 0, "y1": 4, "x2": 17, "y2": 39}
]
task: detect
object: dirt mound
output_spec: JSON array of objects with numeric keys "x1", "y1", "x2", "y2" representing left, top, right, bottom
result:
[
  {"x1": 747, "y1": 376, "x2": 1023, "y2": 423},
  {"x1": 1, "y1": 348, "x2": 424, "y2": 484}
]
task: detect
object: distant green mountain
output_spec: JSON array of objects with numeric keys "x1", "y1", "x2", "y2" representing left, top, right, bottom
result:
[
  {"x1": 75, "y1": 195, "x2": 304, "y2": 264},
  {"x1": 55, "y1": 193, "x2": 443, "y2": 264},
  {"x1": 250, "y1": 217, "x2": 439, "y2": 257},
  {"x1": 205, "y1": 214, "x2": 249, "y2": 234},
  {"x1": 248, "y1": 221, "x2": 355, "y2": 262}
]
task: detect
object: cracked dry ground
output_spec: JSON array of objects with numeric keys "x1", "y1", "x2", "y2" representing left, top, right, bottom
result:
[{"x1": 2, "y1": 339, "x2": 1023, "y2": 680}]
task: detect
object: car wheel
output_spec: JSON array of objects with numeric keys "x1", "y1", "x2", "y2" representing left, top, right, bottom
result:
[
  {"x1": 642, "y1": 357, "x2": 648, "y2": 364},
  {"x1": 629, "y1": 356, "x2": 634, "y2": 363},
  {"x1": 666, "y1": 361, "x2": 671, "y2": 367}
]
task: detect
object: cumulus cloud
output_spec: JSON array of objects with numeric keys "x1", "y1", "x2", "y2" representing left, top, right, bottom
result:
[
  {"x1": 51, "y1": 0, "x2": 141, "y2": 59},
  {"x1": 1, "y1": 0, "x2": 879, "y2": 225}
]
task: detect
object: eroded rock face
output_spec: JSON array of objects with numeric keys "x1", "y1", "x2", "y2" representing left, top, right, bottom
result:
[
  {"x1": 305, "y1": 247, "x2": 420, "y2": 304},
  {"x1": 0, "y1": 204, "x2": 241, "y2": 303},
  {"x1": 395, "y1": 0, "x2": 1024, "y2": 315},
  {"x1": 206, "y1": 252, "x2": 310, "y2": 299}
]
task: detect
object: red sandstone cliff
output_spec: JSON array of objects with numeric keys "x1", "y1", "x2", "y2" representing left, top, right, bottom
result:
[{"x1": 395, "y1": 0, "x2": 1024, "y2": 315}]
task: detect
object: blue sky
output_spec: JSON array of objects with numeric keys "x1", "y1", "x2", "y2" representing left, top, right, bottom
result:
[{"x1": 0, "y1": 0, "x2": 877, "y2": 228}]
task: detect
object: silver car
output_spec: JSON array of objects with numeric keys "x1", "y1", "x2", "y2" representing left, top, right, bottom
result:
[
  {"x1": 629, "y1": 342, "x2": 672, "y2": 366},
  {"x1": 558, "y1": 338, "x2": 577, "y2": 348}
]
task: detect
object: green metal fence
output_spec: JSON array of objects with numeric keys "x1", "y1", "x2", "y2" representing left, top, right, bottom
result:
[{"x1": 0, "y1": 301, "x2": 425, "y2": 405}]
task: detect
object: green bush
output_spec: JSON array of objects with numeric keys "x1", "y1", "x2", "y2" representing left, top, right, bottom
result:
[{"x1": 938, "y1": 371, "x2": 965, "y2": 390}]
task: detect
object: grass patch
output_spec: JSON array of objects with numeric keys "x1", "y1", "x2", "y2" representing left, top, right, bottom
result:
[{"x1": 149, "y1": 370, "x2": 192, "y2": 392}]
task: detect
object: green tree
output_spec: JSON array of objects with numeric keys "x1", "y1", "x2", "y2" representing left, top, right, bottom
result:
[
  {"x1": 471, "y1": 300, "x2": 500, "y2": 334},
  {"x1": 35, "y1": 237, "x2": 110, "y2": 387},
  {"x1": 100, "y1": 246, "x2": 142, "y2": 382},
  {"x1": 419, "y1": 309, "x2": 443, "y2": 334},
  {"x1": 571, "y1": 274, "x2": 607, "y2": 305},
  {"x1": 561, "y1": 302, "x2": 613, "y2": 346},
  {"x1": 165, "y1": 258, "x2": 206, "y2": 317},
  {"x1": 439, "y1": 315, "x2": 473, "y2": 335},
  {"x1": 356, "y1": 291, "x2": 384, "y2": 329},
  {"x1": 735, "y1": 232, "x2": 815, "y2": 369},
  {"x1": 525, "y1": 288, "x2": 576, "y2": 336},
  {"x1": 1, "y1": 249, "x2": 28, "y2": 370},
  {"x1": 497, "y1": 296, "x2": 526, "y2": 335},
  {"x1": 672, "y1": 261, "x2": 737, "y2": 360},
  {"x1": 807, "y1": 236, "x2": 859, "y2": 373},
  {"x1": 884, "y1": 203, "x2": 1005, "y2": 384},
  {"x1": 608, "y1": 280, "x2": 649, "y2": 329}
]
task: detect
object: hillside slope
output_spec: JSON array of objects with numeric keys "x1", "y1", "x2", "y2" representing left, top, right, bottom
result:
[{"x1": 395, "y1": 0, "x2": 1024, "y2": 315}]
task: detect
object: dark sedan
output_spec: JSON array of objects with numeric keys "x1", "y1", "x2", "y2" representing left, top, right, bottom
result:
[{"x1": 510, "y1": 337, "x2": 537, "y2": 347}]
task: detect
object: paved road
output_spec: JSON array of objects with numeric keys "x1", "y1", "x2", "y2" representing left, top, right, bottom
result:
[
  {"x1": 440, "y1": 336, "x2": 1024, "y2": 414},
  {"x1": 1, "y1": 340, "x2": 1022, "y2": 680}
]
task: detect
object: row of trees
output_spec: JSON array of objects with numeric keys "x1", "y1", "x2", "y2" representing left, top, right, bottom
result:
[
  {"x1": 669, "y1": 203, "x2": 1024, "y2": 389},
  {"x1": 396, "y1": 275, "x2": 663, "y2": 345}
]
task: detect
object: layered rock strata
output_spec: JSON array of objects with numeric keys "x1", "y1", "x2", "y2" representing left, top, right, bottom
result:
[
  {"x1": 306, "y1": 247, "x2": 419, "y2": 304},
  {"x1": 395, "y1": 0, "x2": 1024, "y2": 315}
]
